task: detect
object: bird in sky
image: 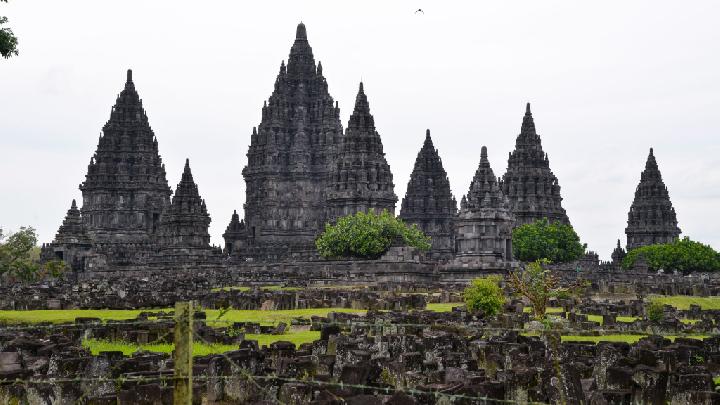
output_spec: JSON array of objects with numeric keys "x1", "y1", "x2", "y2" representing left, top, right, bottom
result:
[{"x1": 415, "y1": 9, "x2": 424, "y2": 14}]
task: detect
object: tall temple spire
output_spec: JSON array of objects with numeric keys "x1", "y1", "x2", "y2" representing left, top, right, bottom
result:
[
  {"x1": 326, "y1": 82, "x2": 396, "y2": 220},
  {"x1": 240, "y1": 23, "x2": 344, "y2": 259},
  {"x1": 79, "y1": 70, "x2": 171, "y2": 250},
  {"x1": 500, "y1": 103, "x2": 570, "y2": 226},
  {"x1": 400, "y1": 129, "x2": 457, "y2": 259},
  {"x1": 625, "y1": 148, "x2": 681, "y2": 250}
]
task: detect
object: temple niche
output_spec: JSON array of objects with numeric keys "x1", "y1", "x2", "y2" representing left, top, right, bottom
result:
[
  {"x1": 325, "y1": 82, "x2": 397, "y2": 221},
  {"x1": 399, "y1": 130, "x2": 457, "y2": 260},
  {"x1": 500, "y1": 103, "x2": 570, "y2": 227},
  {"x1": 625, "y1": 148, "x2": 681, "y2": 250},
  {"x1": 453, "y1": 146, "x2": 515, "y2": 266}
]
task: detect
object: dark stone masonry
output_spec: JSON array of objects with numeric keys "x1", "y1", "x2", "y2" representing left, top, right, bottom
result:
[{"x1": 41, "y1": 22, "x2": 684, "y2": 275}]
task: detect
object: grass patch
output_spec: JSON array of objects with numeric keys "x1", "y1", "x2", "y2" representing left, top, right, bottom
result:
[
  {"x1": 82, "y1": 330, "x2": 321, "y2": 356},
  {"x1": 211, "y1": 285, "x2": 302, "y2": 293},
  {"x1": 205, "y1": 308, "x2": 364, "y2": 326},
  {"x1": 425, "y1": 303, "x2": 463, "y2": 312},
  {"x1": 561, "y1": 334, "x2": 708, "y2": 344},
  {"x1": 0, "y1": 309, "x2": 169, "y2": 324},
  {"x1": 650, "y1": 295, "x2": 720, "y2": 310}
]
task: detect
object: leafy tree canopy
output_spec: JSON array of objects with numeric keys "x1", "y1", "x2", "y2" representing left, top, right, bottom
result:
[
  {"x1": 0, "y1": 0, "x2": 19, "y2": 59},
  {"x1": 316, "y1": 210, "x2": 431, "y2": 259},
  {"x1": 512, "y1": 218, "x2": 585, "y2": 263},
  {"x1": 622, "y1": 237, "x2": 720, "y2": 273},
  {"x1": 0, "y1": 227, "x2": 66, "y2": 282},
  {"x1": 463, "y1": 276, "x2": 505, "y2": 316}
]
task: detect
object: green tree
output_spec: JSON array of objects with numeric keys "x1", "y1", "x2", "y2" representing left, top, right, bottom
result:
[
  {"x1": 0, "y1": 227, "x2": 66, "y2": 281},
  {"x1": 316, "y1": 210, "x2": 431, "y2": 259},
  {"x1": 508, "y1": 260, "x2": 567, "y2": 319},
  {"x1": 622, "y1": 237, "x2": 720, "y2": 273},
  {"x1": 463, "y1": 276, "x2": 505, "y2": 316},
  {"x1": 0, "y1": 0, "x2": 19, "y2": 59},
  {"x1": 512, "y1": 218, "x2": 585, "y2": 263}
]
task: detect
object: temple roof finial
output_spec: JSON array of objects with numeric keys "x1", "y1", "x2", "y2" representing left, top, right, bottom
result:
[
  {"x1": 296, "y1": 22, "x2": 307, "y2": 40},
  {"x1": 425, "y1": 129, "x2": 431, "y2": 139},
  {"x1": 127, "y1": 69, "x2": 133, "y2": 83},
  {"x1": 71, "y1": 199, "x2": 77, "y2": 209},
  {"x1": 481, "y1": 146, "x2": 488, "y2": 159},
  {"x1": 525, "y1": 102, "x2": 531, "y2": 115}
]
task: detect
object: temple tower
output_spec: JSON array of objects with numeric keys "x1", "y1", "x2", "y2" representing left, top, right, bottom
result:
[
  {"x1": 156, "y1": 159, "x2": 212, "y2": 252},
  {"x1": 78, "y1": 69, "x2": 171, "y2": 264},
  {"x1": 41, "y1": 199, "x2": 93, "y2": 271},
  {"x1": 455, "y1": 146, "x2": 515, "y2": 261},
  {"x1": 625, "y1": 148, "x2": 681, "y2": 250},
  {"x1": 500, "y1": 103, "x2": 569, "y2": 226},
  {"x1": 240, "y1": 23, "x2": 344, "y2": 259},
  {"x1": 399, "y1": 129, "x2": 457, "y2": 259},
  {"x1": 325, "y1": 82, "x2": 397, "y2": 220},
  {"x1": 222, "y1": 210, "x2": 246, "y2": 255}
]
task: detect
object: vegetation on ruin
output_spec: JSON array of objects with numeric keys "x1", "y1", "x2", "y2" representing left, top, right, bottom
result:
[
  {"x1": 509, "y1": 260, "x2": 569, "y2": 319},
  {"x1": 0, "y1": 227, "x2": 67, "y2": 281},
  {"x1": 511, "y1": 218, "x2": 585, "y2": 263},
  {"x1": 646, "y1": 300, "x2": 665, "y2": 323},
  {"x1": 622, "y1": 237, "x2": 720, "y2": 273},
  {"x1": 316, "y1": 210, "x2": 431, "y2": 259},
  {"x1": 0, "y1": 1, "x2": 18, "y2": 59},
  {"x1": 560, "y1": 334, "x2": 707, "y2": 344},
  {"x1": 463, "y1": 276, "x2": 505, "y2": 316}
]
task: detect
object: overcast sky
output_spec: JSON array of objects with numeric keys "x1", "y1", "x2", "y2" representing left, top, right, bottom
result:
[{"x1": 1, "y1": 0, "x2": 719, "y2": 259}]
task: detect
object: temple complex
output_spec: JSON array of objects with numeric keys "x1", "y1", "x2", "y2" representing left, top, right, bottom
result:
[
  {"x1": 399, "y1": 130, "x2": 457, "y2": 259},
  {"x1": 625, "y1": 148, "x2": 681, "y2": 250},
  {"x1": 454, "y1": 146, "x2": 515, "y2": 264},
  {"x1": 500, "y1": 103, "x2": 570, "y2": 226},
  {"x1": 40, "y1": 23, "x2": 688, "y2": 275}
]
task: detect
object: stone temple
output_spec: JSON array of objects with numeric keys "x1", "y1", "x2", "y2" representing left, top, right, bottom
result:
[
  {"x1": 500, "y1": 103, "x2": 570, "y2": 226},
  {"x1": 42, "y1": 23, "x2": 682, "y2": 273},
  {"x1": 625, "y1": 148, "x2": 681, "y2": 250}
]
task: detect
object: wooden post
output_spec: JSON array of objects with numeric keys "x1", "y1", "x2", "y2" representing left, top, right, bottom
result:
[{"x1": 174, "y1": 301, "x2": 193, "y2": 405}]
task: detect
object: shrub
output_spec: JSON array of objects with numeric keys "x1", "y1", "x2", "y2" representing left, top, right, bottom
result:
[
  {"x1": 623, "y1": 237, "x2": 720, "y2": 273},
  {"x1": 512, "y1": 218, "x2": 585, "y2": 263},
  {"x1": 646, "y1": 300, "x2": 664, "y2": 323},
  {"x1": 463, "y1": 276, "x2": 505, "y2": 316},
  {"x1": 316, "y1": 210, "x2": 431, "y2": 259},
  {"x1": 508, "y1": 260, "x2": 568, "y2": 319}
]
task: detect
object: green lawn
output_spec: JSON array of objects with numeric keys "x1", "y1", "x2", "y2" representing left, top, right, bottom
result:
[
  {"x1": 650, "y1": 295, "x2": 720, "y2": 310},
  {"x1": 83, "y1": 330, "x2": 321, "y2": 356},
  {"x1": 0, "y1": 309, "x2": 168, "y2": 324},
  {"x1": 0, "y1": 308, "x2": 364, "y2": 326},
  {"x1": 425, "y1": 303, "x2": 463, "y2": 312},
  {"x1": 562, "y1": 334, "x2": 708, "y2": 344},
  {"x1": 204, "y1": 308, "x2": 364, "y2": 326},
  {"x1": 211, "y1": 285, "x2": 302, "y2": 293}
]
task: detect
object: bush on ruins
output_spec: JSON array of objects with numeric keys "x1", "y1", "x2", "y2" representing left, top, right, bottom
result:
[
  {"x1": 511, "y1": 218, "x2": 585, "y2": 263},
  {"x1": 622, "y1": 237, "x2": 720, "y2": 273},
  {"x1": 463, "y1": 276, "x2": 505, "y2": 316},
  {"x1": 316, "y1": 210, "x2": 431, "y2": 259},
  {"x1": 0, "y1": 226, "x2": 66, "y2": 281}
]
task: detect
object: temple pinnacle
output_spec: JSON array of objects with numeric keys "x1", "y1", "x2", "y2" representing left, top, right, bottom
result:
[
  {"x1": 296, "y1": 22, "x2": 307, "y2": 40},
  {"x1": 481, "y1": 145, "x2": 488, "y2": 159},
  {"x1": 127, "y1": 69, "x2": 132, "y2": 83},
  {"x1": 525, "y1": 102, "x2": 531, "y2": 115}
]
